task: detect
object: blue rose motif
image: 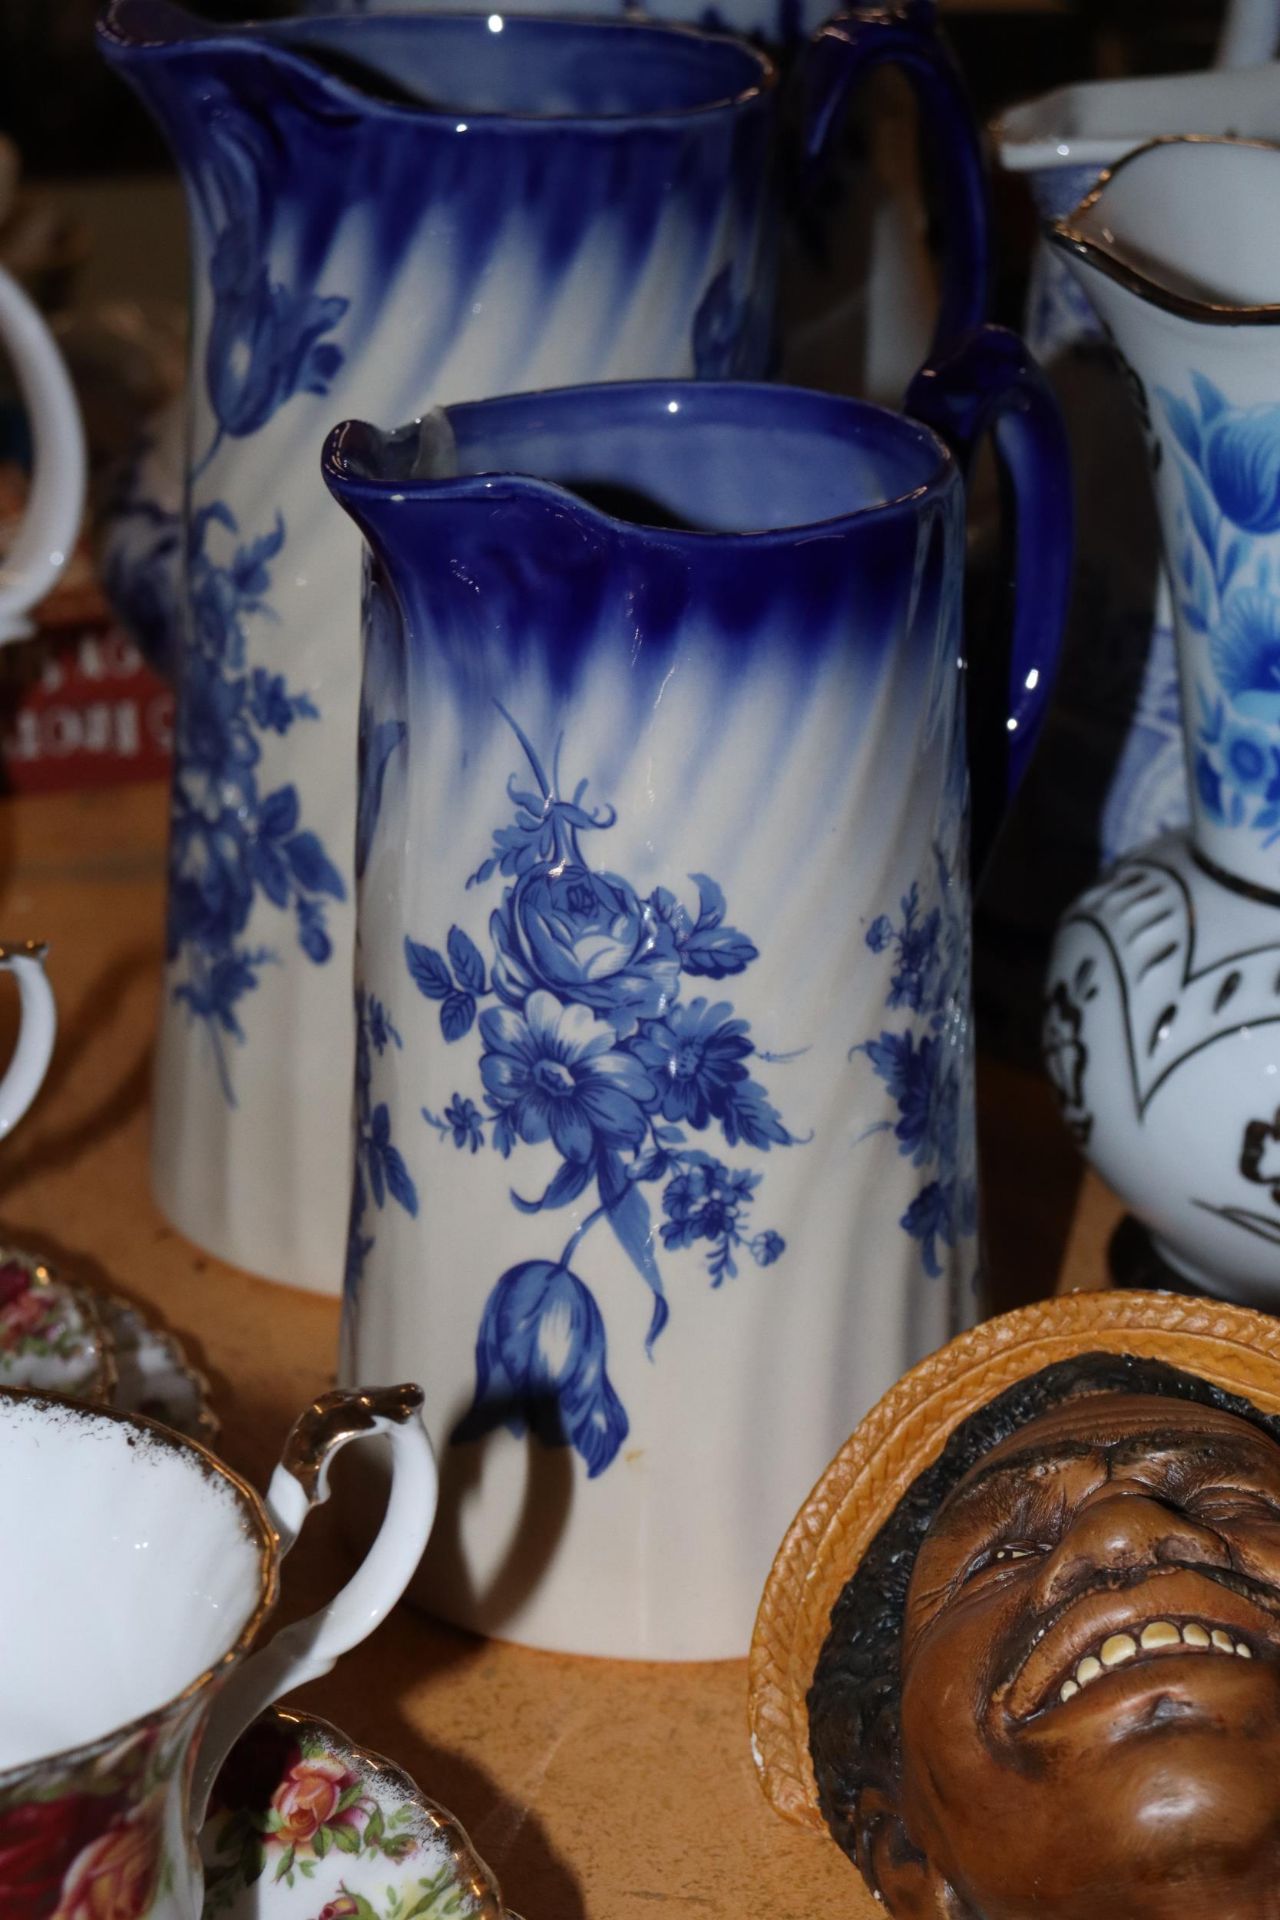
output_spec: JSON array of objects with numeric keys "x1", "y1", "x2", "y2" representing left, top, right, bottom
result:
[
  {"x1": 166, "y1": 506, "x2": 343, "y2": 1102},
  {"x1": 205, "y1": 223, "x2": 348, "y2": 442},
  {"x1": 1211, "y1": 588, "x2": 1280, "y2": 720},
  {"x1": 191, "y1": 551, "x2": 248, "y2": 666},
  {"x1": 492, "y1": 865, "x2": 680, "y2": 1036},
  {"x1": 453, "y1": 1260, "x2": 628, "y2": 1478},
  {"x1": 407, "y1": 708, "x2": 802, "y2": 1473},
  {"x1": 167, "y1": 808, "x2": 255, "y2": 958},
  {"x1": 630, "y1": 997, "x2": 752, "y2": 1128},
  {"x1": 479, "y1": 991, "x2": 657, "y2": 1162},
  {"x1": 1204, "y1": 403, "x2": 1280, "y2": 534},
  {"x1": 177, "y1": 657, "x2": 259, "y2": 783}
]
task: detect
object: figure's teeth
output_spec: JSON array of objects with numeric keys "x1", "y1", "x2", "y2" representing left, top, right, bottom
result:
[{"x1": 1056, "y1": 1620, "x2": 1263, "y2": 1708}]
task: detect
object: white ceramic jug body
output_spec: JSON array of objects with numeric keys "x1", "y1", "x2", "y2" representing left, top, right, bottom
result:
[{"x1": 323, "y1": 337, "x2": 1073, "y2": 1656}]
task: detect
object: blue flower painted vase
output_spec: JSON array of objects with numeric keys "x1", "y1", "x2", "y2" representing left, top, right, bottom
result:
[
  {"x1": 101, "y1": 1, "x2": 791, "y2": 1293},
  {"x1": 1046, "y1": 138, "x2": 1280, "y2": 1306},
  {"x1": 323, "y1": 330, "x2": 1071, "y2": 1656},
  {"x1": 989, "y1": 66, "x2": 1280, "y2": 977}
]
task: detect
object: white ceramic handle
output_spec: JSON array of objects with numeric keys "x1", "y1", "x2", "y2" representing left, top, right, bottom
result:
[
  {"x1": 0, "y1": 943, "x2": 55, "y2": 1137},
  {"x1": 192, "y1": 1384, "x2": 437, "y2": 1818},
  {"x1": 1215, "y1": 0, "x2": 1280, "y2": 66},
  {"x1": 0, "y1": 265, "x2": 85, "y2": 643}
]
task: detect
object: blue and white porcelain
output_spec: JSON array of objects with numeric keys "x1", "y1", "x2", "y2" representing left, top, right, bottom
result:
[
  {"x1": 291, "y1": 1, "x2": 991, "y2": 406},
  {"x1": 322, "y1": 329, "x2": 1071, "y2": 1657},
  {"x1": 100, "y1": 0, "x2": 803, "y2": 1293},
  {"x1": 1046, "y1": 138, "x2": 1280, "y2": 1305},
  {"x1": 992, "y1": 67, "x2": 1280, "y2": 911}
]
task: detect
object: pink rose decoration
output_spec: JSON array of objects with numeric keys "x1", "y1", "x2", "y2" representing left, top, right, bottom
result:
[
  {"x1": 0, "y1": 1288, "x2": 55, "y2": 1343},
  {"x1": 53, "y1": 1802, "x2": 163, "y2": 1920},
  {"x1": 272, "y1": 1755, "x2": 350, "y2": 1847},
  {"x1": 318, "y1": 1900, "x2": 361, "y2": 1920}
]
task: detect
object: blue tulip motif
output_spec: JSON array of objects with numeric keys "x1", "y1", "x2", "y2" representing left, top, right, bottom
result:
[
  {"x1": 185, "y1": 83, "x2": 349, "y2": 474},
  {"x1": 381, "y1": 703, "x2": 805, "y2": 1477},
  {"x1": 453, "y1": 1260, "x2": 628, "y2": 1479},
  {"x1": 1158, "y1": 374, "x2": 1280, "y2": 847}
]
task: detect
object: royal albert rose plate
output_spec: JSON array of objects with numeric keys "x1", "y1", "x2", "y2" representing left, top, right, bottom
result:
[
  {"x1": 200, "y1": 1707, "x2": 512, "y2": 1920},
  {"x1": 0, "y1": 1245, "x2": 218, "y2": 1441},
  {"x1": 0, "y1": 1248, "x2": 114, "y2": 1401}
]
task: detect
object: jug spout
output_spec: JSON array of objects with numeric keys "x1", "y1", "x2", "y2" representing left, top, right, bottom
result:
[
  {"x1": 1052, "y1": 137, "x2": 1280, "y2": 897},
  {"x1": 1049, "y1": 135, "x2": 1280, "y2": 324}
]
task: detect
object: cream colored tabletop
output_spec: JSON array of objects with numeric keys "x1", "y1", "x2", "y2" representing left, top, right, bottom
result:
[{"x1": 0, "y1": 779, "x2": 1122, "y2": 1920}]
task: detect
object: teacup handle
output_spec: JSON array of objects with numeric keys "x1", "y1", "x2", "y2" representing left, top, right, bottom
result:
[
  {"x1": 191, "y1": 1383, "x2": 437, "y2": 1820},
  {"x1": 0, "y1": 266, "x2": 86, "y2": 643},
  {"x1": 797, "y1": 0, "x2": 989, "y2": 385},
  {"x1": 0, "y1": 940, "x2": 55, "y2": 1138},
  {"x1": 904, "y1": 323, "x2": 1074, "y2": 872}
]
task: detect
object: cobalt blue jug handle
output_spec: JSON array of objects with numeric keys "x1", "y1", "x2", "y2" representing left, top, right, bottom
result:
[
  {"x1": 797, "y1": 0, "x2": 989, "y2": 376},
  {"x1": 904, "y1": 323, "x2": 1074, "y2": 873}
]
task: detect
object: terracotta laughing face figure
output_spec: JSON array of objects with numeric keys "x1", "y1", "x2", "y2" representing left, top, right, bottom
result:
[{"x1": 749, "y1": 1300, "x2": 1280, "y2": 1920}]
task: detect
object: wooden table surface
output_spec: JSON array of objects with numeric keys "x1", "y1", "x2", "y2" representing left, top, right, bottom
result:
[{"x1": 0, "y1": 779, "x2": 1123, "y2": 1920}]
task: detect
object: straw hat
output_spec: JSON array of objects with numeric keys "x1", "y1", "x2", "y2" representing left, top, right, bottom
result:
[{"x1": 748, "y1": 1289, "x2": 1280, "y2": 1839}]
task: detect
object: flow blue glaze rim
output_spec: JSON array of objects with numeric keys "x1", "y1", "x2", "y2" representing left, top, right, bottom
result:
[
  {"x1": 322, "y1": 379, "x2": 957, "y2": 551},
  {"x1": 97, "y1": 2, "x2": 779, "y2": 130}
]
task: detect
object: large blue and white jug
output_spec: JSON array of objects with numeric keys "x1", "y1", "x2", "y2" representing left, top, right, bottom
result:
[
  {"x1": 99, "y1": 0, "x2": 890, "y2": 1292},
  {"x1": 322, "y1": 329, "x2": 1071, "y2": 1657}
]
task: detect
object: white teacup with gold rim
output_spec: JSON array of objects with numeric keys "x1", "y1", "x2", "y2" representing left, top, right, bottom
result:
[{"x1": 0, "y1": 1382, "x2": 436, "y2": 1920}]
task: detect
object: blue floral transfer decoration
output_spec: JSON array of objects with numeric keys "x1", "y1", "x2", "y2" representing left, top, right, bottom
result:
[
  {"x1": 345, "y1": 989, "x2": 418, "y2": 1315},
  {"x1": 406, "y1": 705, "x2": 803, "y2": 1478},
  {"x1": 190, "y1": 81, "x2": 349, "y2": 477},
  {"x1": 1159, "y1": 374, "x2": 1280, "y2": 845},
  {"x1": 101, "y1": 431, "x2": 183, "y2": 680},
  {"x1": 854, "y1": 849, "x2": 976, "y2": 1279},
  {"x1": 166, "y1": 505, "x2": 346, "y2": 1100},
  {"x1": 165, "y1": 92, "x2": 353, "y2": 1099}
]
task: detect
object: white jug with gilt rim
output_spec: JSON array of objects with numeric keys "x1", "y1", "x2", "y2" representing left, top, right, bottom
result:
[{"x1": 1044, "y1": 137, "x2": 1280, "y2": 1304}]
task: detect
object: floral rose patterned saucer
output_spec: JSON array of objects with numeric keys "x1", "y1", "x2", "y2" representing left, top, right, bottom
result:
[
  {"x1": 0, "y1": 1249, "x2": 114, "y2": 1401},
  {"x1": 201, "y1": 1707, "x2": 513, "y2": 1920},
  {"x1": 0, "y1": 1246, "x2": 217, "y2": 1441}
]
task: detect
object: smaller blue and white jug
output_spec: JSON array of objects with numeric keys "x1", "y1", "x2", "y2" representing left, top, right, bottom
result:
[{"x1": 323, "y1": 329, "x2": 1071, "y2": 1659}]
